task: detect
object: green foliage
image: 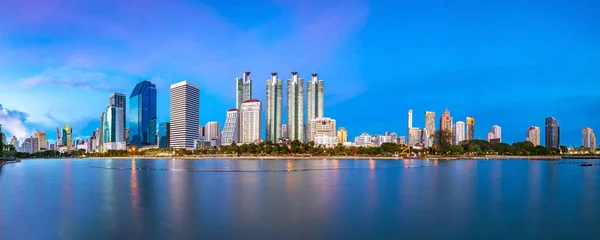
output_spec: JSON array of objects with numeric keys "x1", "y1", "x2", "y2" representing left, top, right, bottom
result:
[{"x1": 433, "y1": 130, "x2": 453, "y2": 154}]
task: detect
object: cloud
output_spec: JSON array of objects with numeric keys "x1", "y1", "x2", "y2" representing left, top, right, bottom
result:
[
  {"x1": 0, "y1": 104, "x2": 30, "y2": 140},
  {"x1": 20, "y1": 65, "x2": 131, "y2": 92}
]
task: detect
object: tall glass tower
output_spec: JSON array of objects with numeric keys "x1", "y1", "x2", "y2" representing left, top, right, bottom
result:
[
  {"x1": 236, "y1": 72, "x2": 252, "y2": 109},
  {"x1": 266, "y1": 72, "x2": 283, "y2": 142},
  {"x1": 129, "y1": 80, "x2": 157, "y2": 148},
  {"x1": 305, "y1": 73, "x2": 324, "y2": 141},
  {"x1": 287, "y1": 72, "x2": 304, "y2": 142}
]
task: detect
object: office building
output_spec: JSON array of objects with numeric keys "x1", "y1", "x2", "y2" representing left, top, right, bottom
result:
[
  {"x1": 34, "y1": 130, "x2": 47, "y2": 151},
  {"x1": 306, "y1": 73, "x2": 324, "y2": 139},
  {"x1": 62, "y1": 124, "x2": 73, "y2": 149},
  {"x1": 425, "y1": 111, "x2": 436, "y2": 137},
  {"x1": 129, "y1": 80, "x2": 157, "y2": 148},
  {"x1": 205, "y1": 121, "x2": 221, "y2": 147},
  {"x1": 103, "y1": 105, "x2": 126, "y2": 151},
  {"x1": 221, "y1": 109, "x2": 240, "y2": 146},
  {"x1": 391, "y1": 132, "x2": 398, "y2": 144},
  {"x1": 240, "y1": 100, "x2": 262, "y2": 143},
  {"x1": 314, "y1": 134, "x2": 338, "y2": 148},
  {"x1": 109, "y1": 93, "x2": 127, "y2": 143},
  {"x1": 309, "y1": 117, "x2": 336, "y2": 143},
  {"x1": 287, "y1": 72, "x2": 305, "y2": 142},
  {"x1": 408, "y1": 127, "x2": 421, "y2": 147},
  {"x1": 455, "y1": 121, "x2": 465, "y2": 144},
  {"x1": 159, "y1": 122, "x2": 170, "y2": 149},
  {"x1": 337, "y1": 127, "x2": 348, "y2": 143},
  {"x1": 399, "y1": 136, "x2": 406, "y2": 145},
  {"x1": 266, "y1": 72, "x2": 283, "y2": 142},
  {"x1": 354, "y1": 133, "x2": 372, "y2": 147},
  {"x1": 466, "y1": 117, "x2": 475, "y2": 140},
  {"x1": 236, "y1": 72, "x2": 252, "y2": 109},
  {"x1": 526, "y1": 126, "x2": 541, "y2": 146},
  {"x1": 440, "y1": 108, "x2": 453, "y2": 134},
  {"x1": 545, "y1": 117, "x2": 560, "y2": 148},
  {"x1": 170, "y1": 80, "x2": 200, "y2": 150},
  {"x1": 582, "y1": 127, "x2": 596, "y2": 150},
  {"x1": 282, "y1": 124, "x2": 288, "y2": 139}
]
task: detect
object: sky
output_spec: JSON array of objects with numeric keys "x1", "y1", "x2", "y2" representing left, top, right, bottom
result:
[{"x1": 0, "y1": 0, "x2": 599, "y2": 146}]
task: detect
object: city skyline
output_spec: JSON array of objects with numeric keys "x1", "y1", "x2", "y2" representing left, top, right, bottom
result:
[{"x1": 0, "y1": 0, "x2": 599, "y2": 146}]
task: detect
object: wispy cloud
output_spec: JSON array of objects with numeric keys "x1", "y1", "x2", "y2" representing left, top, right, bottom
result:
[{"x1": 20, "y1": 65, "x2": 131, "y2": 92}]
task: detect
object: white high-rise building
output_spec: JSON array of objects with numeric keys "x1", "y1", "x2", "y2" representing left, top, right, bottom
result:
[
  {"x1": 236, "y1": 72, "x2": 252, "y2": 109},
  {"x1": 306, "y1": 73, "x2": 324, "y2": 140},
  {"x1": 408, "y1": 110, "x2": 413, "y2": 129},
  {"x1": 170, "y1": 80, "x2": 200, "y2": 150},
  {"x1": 287, "y1": 72, "x2": 304, "y2": 142},
  {"x1": 455, "y1": 121, "x2": 466, "y2": 144},
  {"x1": 582, "y1": 127, "x2": 596, "y2": 150},
  {"x1": 354, "y1": 133, "x2": 372, "y2": 147},
  {"x1": 308, "y1": 117, "x2": 336, "y2": 143},
  {"x1": 282, "y1": 124, "x2": 288, "y2": 139},
  {"x1": 526, "y1": 126, "x2": 541, "y2": 146},
  {"x1": 491, "y1": 125, "x2": 501, "y2": 142},
  {"x1": 221, "y1": 109, "x2": 240, "y2": 146},
  {"x1": 266, "y1": 72, "x2": 283, "y2": 142},
  {"x1": 408, "y1": 127, "x2": 421, "y2": 147},
  {"x1": 205, "y1": 121, "x2": 221, "y2": 147},
  {"x1": 240, "y1": 100, "x2": 262, "y2": 143}
]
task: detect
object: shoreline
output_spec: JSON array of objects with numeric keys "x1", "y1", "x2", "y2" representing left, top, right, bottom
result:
[{"x1": 18, "y1": 155, "x2": 564, "y2": 160}]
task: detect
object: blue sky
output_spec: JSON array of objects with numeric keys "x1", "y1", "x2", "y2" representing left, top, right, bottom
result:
[{"x1": 0, "y1": 0, "x2": 599, "y2": 146}]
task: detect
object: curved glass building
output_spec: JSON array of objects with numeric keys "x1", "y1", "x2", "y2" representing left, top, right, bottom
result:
[{"x1": 129, "y1": 80, "x2": 157, "y2": 148}]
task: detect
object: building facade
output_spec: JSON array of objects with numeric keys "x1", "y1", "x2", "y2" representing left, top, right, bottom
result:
[
  {"x1": 34, "y1": 130, "x2": 47, "y2": 151},
  {"x1": 466, "y1": 117, "x2": 475, "y2": 140},
  {"x1": 129, "y1": 80, "x2": 157, "y2": 148},
  {"x1": 337, "y1": 127, "x2": 348, "y2": 143},
  {"x1": 545, "y1": 117, "x2": 560, "y2": 148},
  {"x1": 455, "y1": 121, "x2": 465, "y2": 144},
  {"x1": 221, "y1": 109, "x2": 240, "y2": 146},
  {"x1": 526, "y1": 126, "x2": 541, "y2": 146},
  {"x1": 236, "y1": 72, "x2": 252, "y2": 109},
  {"x1": 582, "y1": 127, "x2": 596, "y2": 150},
  {"x1": 425, "y1": 111, "x2": 436, "y2": 138},
  {"x1": 287, "y1": 72, "x2": 304, "y2": 142},
  {"x1": 440, "y1": 108, "x2": 453, "y2": 134},
  {"x1": 266, "y1": 72, "x2": 283, "y2": 142},
  {"x1": 109, "y1": 93, "x2": 127, "y2": 143},
  {"x1": 205, "y1": 121, "x2": 221, "y2": 147},
  {"x1": 170, "y1": 80, "x2": 200, "y2": 150},
  {"x1": 159, "y1": 122, "x2": 170, "y2": 149},
  {"x1": 306, "y1": 73, "x2": 324, "y2": 140},
  {"x1": 309, "y1": 117, "x2": 336, "y2": 143},
  {"x1": 354, "y1": 133, "x2": 372, "y2": 147},
  {"x1": 240, "y1": 100, "x2": 262, "y2": 144},
  {"x1": 408, "y1": 127, "x2": 421, "y2": 147},
  {"x1": 62, "y1": 124, "x2": 73, "y2": 149}
]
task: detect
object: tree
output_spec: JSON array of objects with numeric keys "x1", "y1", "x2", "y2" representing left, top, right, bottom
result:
[
  {"x1": 433, "y1": 130, "x2": 453, "y2": 154},
  {"x1": 0, "y1": 124, "x2": 4, "y2": 156}
]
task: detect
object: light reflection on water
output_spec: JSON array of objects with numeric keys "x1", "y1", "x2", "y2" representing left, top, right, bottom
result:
[{"x1": 1, "y1": 158, "x2": 600, "y2": 239}]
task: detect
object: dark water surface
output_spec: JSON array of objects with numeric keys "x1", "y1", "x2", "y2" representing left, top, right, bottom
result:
[{"x1": 1, "y1": 158, "x2": 600, "y2": 239}]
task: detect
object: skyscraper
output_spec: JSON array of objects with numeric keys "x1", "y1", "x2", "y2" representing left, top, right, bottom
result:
[
  {"x1": 582, "y1": 127, "x2": 596, "y2": 150},
  {"x1": 545, "y1": 117, "x2": 560, "y2": 148},
  {"x1": 158, "y1": 122, "x2": 170, "y2": 149},
  {"x1": 170, "y1": 80, "x2": 200, "y2": 150},
  {"x1": 236, "y1": 72, "x2": 252, "y2": 109},
  {"x1": 109, "y1": 93, "x2": 127, "y2": 143},
  {"x1": 526, "y1": 126, "x2": 541, "y2": 146},
  {"x1": 129, "y1": 80, "x2": 157, "y2": 148},
  {"x1": 205, "y1": 121, "x2": 221, "y2": 147},
  {"x1": 282, "y1": 124, "x2": 288, "y2": 139},
  {"x1": 266, "y1": 72, "x2": 283, "y2": 142},
  {"x1": 103, "y1": 105, "x2": 126, "y2": 150},
  {"x1": 34, "y1": 130, "x2": 47, "y2": 151},
  {"x1": 287, "y1": 72, "x2": 304, "y2": 142},
  {"x1": 337, "y1": 127, "x2": 348, "y2": 143},
  {"x1": 466, "y1": 117, "x2": 475, "y2": 140},
  {"x1": 455, "y1": 121, "x2": 465, "y2": 144},
  {"x1": 240, "y1": 100, "x2": 262, "y2": 143},
  {"x1": 99, "y1": 112, "x2": 104, "y2": 152},
  {"x1": 408, "y1": 110, "x2": 413, "y2": 129},
  {"x1": 407, "y1": 109, "x2": 420, "y2": 147},
  {"x1": 487, "y1": 125, "x2": 501, "y2": 143},
  {"x1": 306, "y1": 73, "x2": 324, "y2": 138},
  {"x1": 425, "y1": 111, "x2": 435, "y2": 136},
  {"x1": 440, "y1": 108, "x2": 453, "y2": 134},
  {"x1": 221, "y1": 109, "x2": 240, "y2": 146},
  {"x1": 62, "y1": 124, "x2": 72, "y2": 149}
]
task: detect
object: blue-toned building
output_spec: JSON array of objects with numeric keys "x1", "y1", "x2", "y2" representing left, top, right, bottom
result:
[
  {"x1": 159, "y1": 122, "x2": 170, "y2": 149},
  {"x1": 129, "y1": 80, "x2": 157, "y2": 148}
]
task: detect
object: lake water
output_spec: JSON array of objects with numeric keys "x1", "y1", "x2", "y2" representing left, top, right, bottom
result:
[{"x1": 1, "y1": 158, "x2": 599, "y2": 239}]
